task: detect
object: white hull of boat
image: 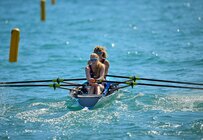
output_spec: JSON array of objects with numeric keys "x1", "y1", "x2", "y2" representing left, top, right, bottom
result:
[{"x1": 70, "y1": 83, "x2": 118, "y2": 108}]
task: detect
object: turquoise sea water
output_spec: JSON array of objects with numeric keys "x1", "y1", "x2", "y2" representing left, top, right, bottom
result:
[{"x1": 0, "y1": 0, "x2": 203, "y2": 139}]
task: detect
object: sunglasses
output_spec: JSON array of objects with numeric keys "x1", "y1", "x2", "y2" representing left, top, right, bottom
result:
[
  {"x1": 95, "y1": 51, "x2": 103, "y2": 55},
  {"x1": 90, "y1": 58, "x2": 98, "y2": 62}
]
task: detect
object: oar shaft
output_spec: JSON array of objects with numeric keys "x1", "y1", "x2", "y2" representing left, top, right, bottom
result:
[
  {"x1": 0, "y1": 78, "x2": 87, "y2": 85},
  {"x1": 115, "y1": 85, "x2": 131, "y2": 90},
  {"x1": 107, "y1": 74, "x2": 203, "y2": 86},
  {"x1": 0, "y1": 84, "x2": 83, "y2": 87},
  {"x1": 103, "y1": 80, "x2": 203, "y2": 90},
  {"x1": 64, "y1": 78, "x2": 86, "y2": 81},
  {"x1": 0, "y1": 80, "x2": 52, "y2": 84},
  {"x1": 60, "y1": 84, "x2": 84, "y2": 86},
  {"x1": 139, "y1": 78, "x2": 203, "y2": 86},
  {"x1": 137, "y1": 83, "x2": 203, "y2": 90},
  {"x1": 101, "y1": 80, "x2": 132, "y2": 84},
  {"x1": 0, "y1": 84, "x2": 50, "y2": 87},
  {"x1": 107, "y1": 75, "x2": 129, "y2": 79}
]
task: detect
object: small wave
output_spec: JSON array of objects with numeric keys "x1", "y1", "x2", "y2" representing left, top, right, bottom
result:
[
  {"x1": 134, "y1": 93, "x2": 203, "y2": 112},
  {"x1": 30, "y1": 101, "x2": 67, "y2": 109},
  {"x1": 191, "y1": 119, "x2": 203, "y2": 134},
  {"x1": 0, "y1": 90, "x2": 12, "y2": 119}
]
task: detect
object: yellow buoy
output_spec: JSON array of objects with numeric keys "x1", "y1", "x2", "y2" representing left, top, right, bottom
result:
[
  {"x1": 9, "y1": 28, "x2": 20, "y2": 62},
  {"x1": 41, "y1": 0, "x2": 46, "y2": 21},
  {"x1": 51, "y1": 0, "x2": 56, "y2": 5}
]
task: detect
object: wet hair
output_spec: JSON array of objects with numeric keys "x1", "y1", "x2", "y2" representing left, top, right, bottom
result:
[{"x1": 93, "y1": 46, "x2": 108, "y2": 58}]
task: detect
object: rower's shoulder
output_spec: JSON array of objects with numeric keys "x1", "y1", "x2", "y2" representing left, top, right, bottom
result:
[{"x1": 101, "y1": 63, "x2": 105, "y2": 68}]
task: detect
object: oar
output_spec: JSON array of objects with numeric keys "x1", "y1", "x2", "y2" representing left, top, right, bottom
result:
[
  {"x1": 58, "y1": 87, "x2": 79, "y2": 91},
  {"x1": 103, "y1": 80, "x2": 203, "y2": 90},
  {"x1": 136, "y1": 83, "x2": 203, "y2": 90},
  {"x1": 107, "y1": 74, "x2": 203, "y2": 86},
  {"x1": 0, "y1": 83, "x2": 84, "y2": 90},
  {"x1": 114, "y1": 85, "x2": 131, "y2": 90},
  {"x1": 0, "y1": 78, "x2": 86, "y2": 84}
]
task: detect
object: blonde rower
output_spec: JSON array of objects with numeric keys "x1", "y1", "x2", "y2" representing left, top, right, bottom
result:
[{"x1": 85, "y1": 53, "x2": 105, "y2": 95}]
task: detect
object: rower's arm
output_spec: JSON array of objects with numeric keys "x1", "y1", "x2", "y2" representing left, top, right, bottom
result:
[
  {"x1": 85, "y1": 66, "x2": 91, "y2": 81},
  {"x1": 97, "y1": 64, "x2": 105, "y2": 81},
  {"x1": 104, "y1": 60, "x2": 110, "y2": 76}
]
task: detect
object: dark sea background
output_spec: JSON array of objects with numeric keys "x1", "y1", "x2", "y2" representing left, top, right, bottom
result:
[{"x1": 0, "y1": 0, "x2": 203, "y2": 139}]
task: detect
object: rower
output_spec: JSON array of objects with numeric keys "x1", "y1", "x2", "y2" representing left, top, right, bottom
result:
[
  {"x1": 85, "y1": 53, "x2": 105, "y2": 95},
  {"x1": 93, "y1": 46, "x2": 110, "y2": 77}
]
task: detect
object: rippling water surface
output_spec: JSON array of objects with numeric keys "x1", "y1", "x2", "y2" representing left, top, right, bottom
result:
[{"x1": 0, "y1": 0, "x2": 203, "y2": 139}]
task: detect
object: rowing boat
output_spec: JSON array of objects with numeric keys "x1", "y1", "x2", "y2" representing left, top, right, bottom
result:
[
  {"x1": 1, "y1": 75, "x2": 202, "y2": 109},
  {"x1": 70, "y1": 82, "x2": 119, "y2": 108}
]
